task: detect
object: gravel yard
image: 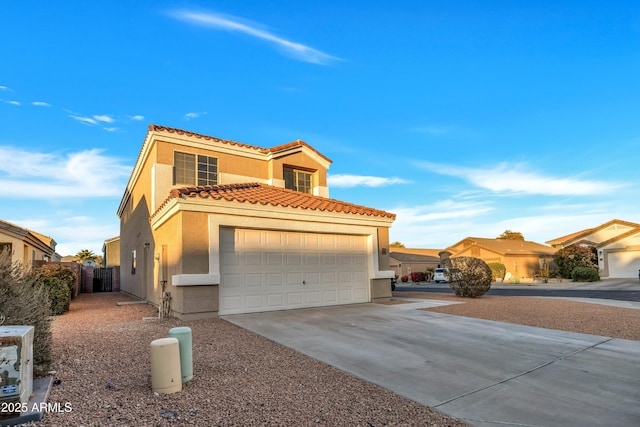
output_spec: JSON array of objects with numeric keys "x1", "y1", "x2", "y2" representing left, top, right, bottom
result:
[
  {"x1": 22, "y1": 290, "x2": 639, "y2": 426},
  {"x1": 29, "y1": 292, "x2": 468, "y2": 427},
  {"x1": 398, "y1": 292, "x2": 640, "y2": 341}
]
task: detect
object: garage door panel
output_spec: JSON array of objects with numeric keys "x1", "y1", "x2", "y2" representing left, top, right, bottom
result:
[
  {"x1": 322, "y1": 290, "x2": 338, "y2": 303},
  {"x1": 267, "y1": 273, "x2": 283, "y2": 286},
  {"x1": 305, "y1": 291, "x2": 320, "y2": 304},
  {"x1": 288, "y1": 292, "x2": 303, "y2": 305},
  {"x1": 220, "y1": 228, "x2": 370, "y2": 315},
  {"x1": 245, "y1": 252, "x2": 262, "y2": 265},
  {"x1": 322, "y1": 254, "x2": 336, "y2": 265},
  {"x1": 245, "y1": 274, "x2": 262, "y2": 287},
  {"x1": 245, "y1": 294, "x2": 264, "y2": 308},
  {"x1": 267, "y1": 294, "x2": 283, "y2": 307},
  {"x1": 287, "y1": 253, "x2": 302, "y2": 265},
  {"x1": 286, "y1": 272, "x2": 302, "y2": 285},
  {"x1": 304, "y1": 272, "x2": 319, "y2": 284},
  {"x1": 338, "y1": 271, "x2": 352, "y2": 283},
  {"x1": 322, "y1": 272, "x2": 336, "y2": 284}
]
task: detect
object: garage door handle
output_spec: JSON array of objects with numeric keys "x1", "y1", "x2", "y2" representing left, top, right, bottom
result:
[{"x1": 302, "y1": 280, "x2": 306, "y2": 285}]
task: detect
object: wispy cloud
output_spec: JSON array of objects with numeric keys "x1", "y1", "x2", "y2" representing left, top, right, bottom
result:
[
  {"x1": 0, "y1": 86, "x2": 13, "y2": 92},
  {"x1": 32, "y1": 101, "x2": 51, "y2": 107},
  {"x1": 0, "y1": 146, "x2": 131, "y2": 198},
  {"x1": 68, "y1": 112, "x2": 121, "y2": 130},
  {"x1": 93, "y1": 114, "x2": 114, "y2": 123},
  {"x1": 7, "y1": 100, "x2": 20, "y2": 106},
  {"x1": 416, "y1": 161, "x2": 621, "y2": 196},
  {"x1": 170, "y1": 10, "x2": 341, "y2": 65},
  {"x1": 70, "y1": 115, "x2": 98, "y2": 125},
  {"x1": 327, "y1": 174, "x2": 409, "y2": 188},
  {"x1": 129, "y1": 115, "x2": 145, "y2": 121},
  {"x1": 184, "y1": 111, "x2": 207, "y2": 121}
]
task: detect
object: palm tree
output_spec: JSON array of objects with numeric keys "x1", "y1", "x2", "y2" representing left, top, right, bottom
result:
[{"x1": 75, "y1": 249, "x2": 98, "y2": 264}]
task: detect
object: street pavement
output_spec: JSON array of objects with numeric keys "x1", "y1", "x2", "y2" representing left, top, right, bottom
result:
[{"x1": 396, "y1": 278, "x2": 640, "y2": 302}]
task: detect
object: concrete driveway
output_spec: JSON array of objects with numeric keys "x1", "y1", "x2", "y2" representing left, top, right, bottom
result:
[{"x1": 223, "y1": 299, "x2": 640, "y2": 427}]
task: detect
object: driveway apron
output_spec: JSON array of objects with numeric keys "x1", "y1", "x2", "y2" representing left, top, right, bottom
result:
[{"x1": 223, "y1": 300, "x2": 640, "y2": 427}]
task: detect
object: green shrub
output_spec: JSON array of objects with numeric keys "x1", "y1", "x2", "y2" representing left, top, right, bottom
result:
[
  {"x1": 0, "y1": 251, "x2": 52, "y2": 376},
  {"x1": 444, "y1": 256, "x2": 492, "y2": 297},
  {"x1": 35, "y1": 264, "x2": 76, "y2": 314},
  {"x1": 571, "y1": 266, "x2": 600, "y2": 282},
  {"x1": 487, "y1": 262, "x2": 506, "y2": 280},
  {"x1": 37, "y1": 275, "x2": 71, "y2": 315},
  {"x1": 554, "y1": 245, "x2": 598, "y2": 279}
]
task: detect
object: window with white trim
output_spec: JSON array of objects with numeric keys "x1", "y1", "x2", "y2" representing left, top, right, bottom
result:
[
  {"x1": 174, "y1": 152, "x2": 218, "y2": 186},
  {"x1": 283, "y1": 166, "x2": 313, "y2": 194}
]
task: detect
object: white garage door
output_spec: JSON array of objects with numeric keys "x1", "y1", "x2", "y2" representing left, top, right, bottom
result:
[
  {"x1": 219, "y1": 228, "x2": 370, "y2": 315},
  {"x1": 607, "y1": 250, "x2": 640, "y2": 278}
]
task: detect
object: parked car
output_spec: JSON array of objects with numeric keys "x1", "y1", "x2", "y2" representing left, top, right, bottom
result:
[{"x1": 433, "y1": 268, "x2": 448, "y2": 283}]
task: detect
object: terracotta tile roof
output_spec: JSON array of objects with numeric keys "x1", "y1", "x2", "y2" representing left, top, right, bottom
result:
[
  {"x1": 148, "y1": 125, "x2": 331, "y2": 163},
  {"x1": 545, "y1": 219, "x2": 640, "y2": 246},
  {"x1": 154, "y1": 183, "x2": 395, "y2": 220},
  {"x1": 270, "y1": 140, "x2": 332, "y2": 163},
  {"x1": 447, "y1": 237, "x2": 557, "y2": 256},
  {"x1": 390, "y1": 252, "x2": 440, "y2": 263},
  {"x1": 148, "y1": 124, "x2": 268, "y2": 153},
  {"x1": 546, "y1": 228, "x2": 593, "y2": 245}
]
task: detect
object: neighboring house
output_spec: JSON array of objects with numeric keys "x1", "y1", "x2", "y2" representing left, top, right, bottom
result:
[
  {"x1": 547, "y1": 219, "x2": 640, "y2": 278},
  {"x1": 117, "y1": 125, "x2": 396, "y2": 319},
  {"x1": 102, "y1": 236, "x2": 120, "y2": 267},
  {"x1": 445, "y1": 237, "x2": 557, "y2": 279},
  {"x1": 0, "y1": 219, "x2": 58, "y2": 267},
  {"x1": 389, "y1": 248, "x2": 442, "y2": 278}
]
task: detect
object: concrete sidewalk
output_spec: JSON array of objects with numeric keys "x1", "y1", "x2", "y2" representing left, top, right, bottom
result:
[{"x1": 224, "y1": 300, "x2": 640, "y2": 427}]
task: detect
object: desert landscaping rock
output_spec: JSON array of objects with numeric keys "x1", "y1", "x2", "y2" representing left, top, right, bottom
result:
[
  {"x1": 28, "y1": 293, "x2": 468, "y2": 426},
  {"x1": 22, "y1": 291, "x2": 639, "y2": 426}
]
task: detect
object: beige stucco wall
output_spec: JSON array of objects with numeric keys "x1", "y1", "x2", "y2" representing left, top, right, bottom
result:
[
  {"x1": 149, "y1": 200, "x2": 395, "y2": 318},
  {"x1": 0, "y1": 230, "x2": 54, "y2": 268},
  {"x1": 156, "y1": 139, "x2": 270, "y2": 182},
  {"x1": 104, "y1": 239, "x2": 120, "y2": 267},
  {"x1": 452, "y1": 246, "x2": 553, "y2": 279}
]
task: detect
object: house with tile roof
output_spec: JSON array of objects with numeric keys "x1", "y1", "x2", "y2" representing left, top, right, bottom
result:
[
  {"x1": 117, "y1": 125, "x2": 396, "y2": 319},
  {"x1": 0, "y1": 219, "x2": 59, "y2": 267},
  {"x1": 389, "y1": 248, "x2": 442, "y2": 279},
  {"x1": 546, "y1": 219, "x2": 640, "y2": 278},
  {"x1": 444, "y1": 237, "x2": 557, "y2": 280}
]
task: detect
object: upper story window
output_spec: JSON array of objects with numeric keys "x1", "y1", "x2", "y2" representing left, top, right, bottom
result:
[
  {"x1": 174, "y1": 152, "x2": 218, "y2": 186},
  {"x1": 283, "y1": 167, "x2": 313, "y2": 194}
]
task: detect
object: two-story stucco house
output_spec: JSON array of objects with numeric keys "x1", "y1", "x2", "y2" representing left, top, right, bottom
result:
[{"x1": 117, "y1": 125, "x2": 396, "y2": 319}]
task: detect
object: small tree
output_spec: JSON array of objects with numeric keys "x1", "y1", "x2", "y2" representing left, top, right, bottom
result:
[
  {"x1": 444, "y1": 256, "x2": 492, "y2": 297},
  {"x1": 389, "y1": 241, "x2": 405, "y2": 248},
  {"x1": 497, "y1": 230, "x2": 525, "y2": 240},
  {"x1": 553, "y1": 245, "x2": 598, "y2": 279}
]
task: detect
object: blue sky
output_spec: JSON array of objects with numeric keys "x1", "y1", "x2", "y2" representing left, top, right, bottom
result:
[{"x1": 1, "y1": 1, "x2": 639, "y2": 256}]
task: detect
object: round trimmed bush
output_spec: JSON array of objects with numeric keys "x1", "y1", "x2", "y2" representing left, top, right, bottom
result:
[
  {"x1": 487, "y1": 262, "x2": 506, "y2": 281},
  {"x1": 444, "y1": 256, "x2": 492, "y2": 297},
  {"x1": 571, "y1": 266, "x2": 600, "y2": 282}
]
